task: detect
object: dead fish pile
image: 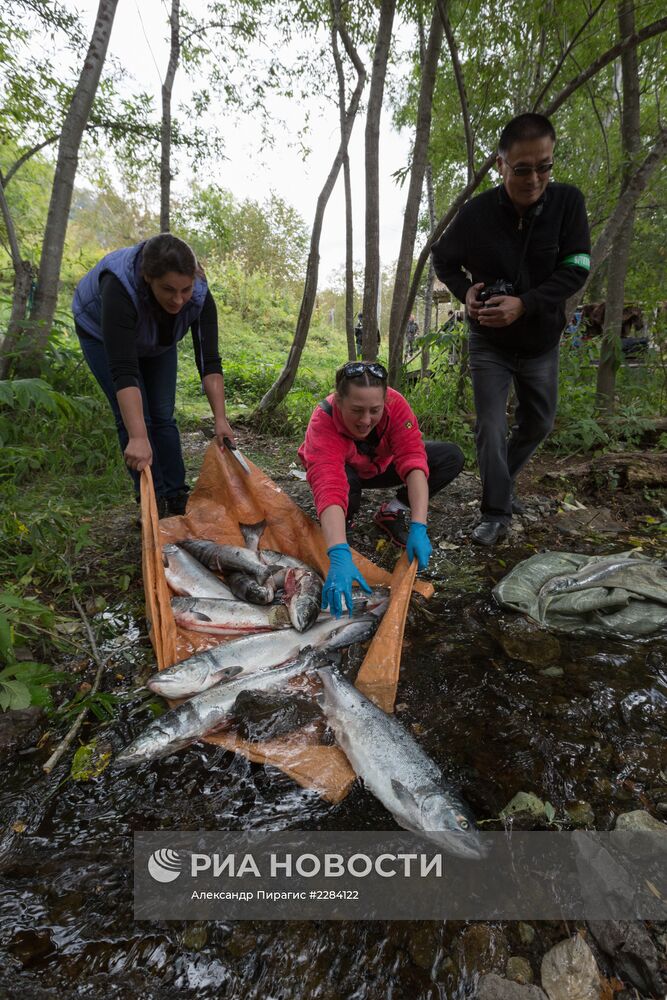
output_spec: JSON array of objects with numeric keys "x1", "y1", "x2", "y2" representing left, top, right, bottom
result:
[
  {"x1": 117, "y1": 609, "x2": 385, "y2": 765},
  {"x1": 164, "y1": 520, "x2": 323, "y2": 632}
]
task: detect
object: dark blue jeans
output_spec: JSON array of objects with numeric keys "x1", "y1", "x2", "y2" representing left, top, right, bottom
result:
[
  {"x1": 469, "y1": 334, "x2": 559, "y2": 524},
  {"x1": 345, "y1": 441, "x2": 465, "y2": 518},
  {"x1": 78, "y1": 333, "x2": 187, "y2": 499}
]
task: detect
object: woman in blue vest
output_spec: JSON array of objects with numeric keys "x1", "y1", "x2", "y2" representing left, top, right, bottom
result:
[{"x1": 73, "y1": 234, "x2": 233, "y2": 517}]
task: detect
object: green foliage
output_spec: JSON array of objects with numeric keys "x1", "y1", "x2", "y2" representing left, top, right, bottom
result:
[{"x1": 0, "y1": 590, "x2": 70, "y2": 711}]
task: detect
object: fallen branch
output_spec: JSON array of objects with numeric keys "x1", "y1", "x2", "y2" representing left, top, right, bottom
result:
[{"x1": 42, "y1": 592, "x2": 109, "y2": 776}]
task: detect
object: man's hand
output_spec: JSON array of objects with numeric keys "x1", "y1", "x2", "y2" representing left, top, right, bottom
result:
[
  {"x1": 124, "y1": 436, "x2": 152, "y2": 471},
  {"x1": 465, "y1": 282, "x2": 485, "y2": 322},
  {"x1": 322, "y1": 544, "x2": 372, "y2": 618},
  {"x1": 478, "y1": 295, "x2": 526, "y2": 328}
]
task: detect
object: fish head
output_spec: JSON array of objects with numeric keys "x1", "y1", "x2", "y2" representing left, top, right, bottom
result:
[
  {"x1": 114, "y1": 731, "x2": 161, "y2": 768},
  {"x1": 390, "y1": 778, "x2": 487, "y2": 860}
]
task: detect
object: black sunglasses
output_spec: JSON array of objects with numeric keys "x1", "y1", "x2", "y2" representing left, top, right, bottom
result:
[
  {"x1": 500, "y1": 156, "x2": 554, "y2": 178},
  {"x1": 339, "y1": 361, "x2": 388, "y2": 381}
]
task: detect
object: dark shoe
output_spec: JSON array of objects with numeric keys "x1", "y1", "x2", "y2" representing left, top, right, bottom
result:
[
  {"x1": 374, "y1": 503, "x2": 409, "y2": 548},
  {"x1": 471, "y1": 521, "x2": 508, "y2": 546},
  {"x1": 156, "y1": 496, "x2": 170, "y2": 519},
  {"x1": 511, "y1": 495, "x2": 526, "y2": 515},
  {"x1": 164, "y1": 490, "x2": 190, "y2": 517}
]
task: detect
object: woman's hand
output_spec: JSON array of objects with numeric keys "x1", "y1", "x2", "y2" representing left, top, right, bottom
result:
[
  {"x1": 406, "y1": 521, "x2": 432, "y2": 571},
  {"x1": 322, "y1": 544, "x2": 372, "y2": 618},
  {"x1": 214, "y1": 415, "x2": 235, "y2": 449},
  {"x1": 124, "y1": 436, "x2": 152, "y2": 471}
]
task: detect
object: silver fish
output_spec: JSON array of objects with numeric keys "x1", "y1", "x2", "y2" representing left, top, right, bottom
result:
[
  {"x1": 179, "y1": 538, "x2": 273, "y2": 583},
  {"x1": 171, "y1": 597, "x2": 293, "y2": 635},
  {"x1": 116, "y1": 648, "x2": 327, "y2": 767},
  {"x1": 162, "y1": 544, "x2": 234, "y2": 599},
  {"x1": 316, "y1": 667, "x2": 485, "y2": 860},
  {"x1": 537, "y1": 555, "x2": 667, "y2": 618},
  {"x1": 283, "y1": 567, "x2": 322, "y2": 632},
  {"x1": 146, "y1": 603, "x2": 387, "y2": 699}
]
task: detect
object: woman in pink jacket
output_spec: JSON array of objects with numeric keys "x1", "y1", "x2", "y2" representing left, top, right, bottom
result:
[{"x1": 299, "y1": 361, "x2": 464, "y2": 616}]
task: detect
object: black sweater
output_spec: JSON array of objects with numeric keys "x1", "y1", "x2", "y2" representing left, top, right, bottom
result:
[
  {"x1": 431, "y1": 182, "x2": 591, "y2": 356},
  {"x1": 92, "y1": 272, "x2": 223, "y2": 391}
]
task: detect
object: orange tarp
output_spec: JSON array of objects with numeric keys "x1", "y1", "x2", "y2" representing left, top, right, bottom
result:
[{"x1": 141, "y1": 441, "x2": 432, "y2": 803}]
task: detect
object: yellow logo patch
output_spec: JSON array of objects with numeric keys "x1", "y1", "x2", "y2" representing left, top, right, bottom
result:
[{"x1": 405, "y1": 420, "x2": 413, "y2": 429}]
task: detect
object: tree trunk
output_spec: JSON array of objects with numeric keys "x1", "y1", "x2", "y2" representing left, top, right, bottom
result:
[
  {"x1": 0, "y1": 174, "x2": 37, "y2": 379},
  {"x1": 421, "y1": 165, "x2": 436, "y2": 378},
  {"x1": 0, "y1": 260, "x2": 35, "y2": 380},
  {"x1": 331, "y1": 9, "x2": 357, "y2": 361},
  {"x1": 387, "y1": 2, "x2": 442, "y2": 386},
  {"x1": 596, "y1": 0, "x2": 641, "y2": 414},
  {"x1": 254, "y1": 16, "x2": 366, "y2": 415},
  {"x1": 21, "y1": 0, "x2": 119, "y2": 377},
  {"x1": 160, "y1": 0, "x2": 181, "y2": 233},
  {"x1": 361, "y1": 0, "x2": 395, "y2": 360}
]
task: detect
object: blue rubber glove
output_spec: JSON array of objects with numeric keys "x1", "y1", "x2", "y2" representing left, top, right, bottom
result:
[
  {"x1": 322, "y1": 544, "x2": 372, "y2": 618},
  {"x1": 406, "y1": 521, "x2": 432, "y2": 571}
]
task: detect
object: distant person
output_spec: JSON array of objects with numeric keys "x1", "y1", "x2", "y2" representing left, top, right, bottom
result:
[
  {"x1": 298, "y1": 360, "x2": 464, "y2": 616},
  {"x1": 73, "y1": 233, "x2": 234, "y2": 518},
  {"x1": 432, "y1": 112, "x2": 590, "y2": 546},
  {"x1": 354, "y1": 312, "x2": 363, "y2": 358},
  {"x1": 405, "y1": 314, "x2": 419, "y2": 358}
]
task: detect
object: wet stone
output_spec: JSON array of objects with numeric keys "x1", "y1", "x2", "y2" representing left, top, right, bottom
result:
[
  {"x1": 614, "y1": 809, "x2": 667, "y2": 833},
  {"x1": 225, "y1": 927, "x2": 258, "y2": 959},
  {"x1": 0, "y1": 707, "x2": 44, "y2": 755},
  {"x1": 478, "y1": 973, "x2": 547, "y2": 999},
  {"x1": 507, "y1": 956, "x2": 534, "y2": 984},
  {"x1": 540, "y1": 666, "x2": 564, "y2": 678},
  {"x1": 407, "y1": 922, "x2": 441, "y2": 970},
  {"x1": 518, "y1": 923, "x2": 536, "y2": 946},
  {"x1": 496, "y1": 618, "x2": 561, "y2": 666},
  {"x1": 540, "y1": 935, "x2": 600, "y2": 1000},
  {"x1": 565, "y1": 801, "x2": 595, "y2": 828},
  {"x1": 587, "y1": 921, "x2": 665, "y2": 998},
  {"x1": 459, "y1": 924, "x2": 509, "y2": 977}
]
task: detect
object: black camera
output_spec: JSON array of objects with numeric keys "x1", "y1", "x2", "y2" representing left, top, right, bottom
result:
[{"x1": 478, "y1": 279, "x2": 514, "y2": 303}]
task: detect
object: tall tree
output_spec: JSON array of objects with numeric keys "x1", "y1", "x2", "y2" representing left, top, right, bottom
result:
[
  {"x1": 21, "y1": 0, "x2": 119, "y2": 376},
  {"x1": 596, "y1": 0, "x2": 641, "y2": 413},
  {"x1": 160, "y1": 0, "x2": 181, "y2": 233},
  {"x1": 331, "y1": 0, "x2": 357, "y2": 361},
  {"x1": 386, "y1": 1, "x2": 442, "y2": 384},
  {"x1": 361, "y1": 0, "x2": 395, "y2": 360}
]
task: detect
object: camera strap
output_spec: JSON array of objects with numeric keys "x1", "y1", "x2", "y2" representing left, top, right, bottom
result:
[{"x1": 512, "y1": 203, "x2": 542, "y2": 288}]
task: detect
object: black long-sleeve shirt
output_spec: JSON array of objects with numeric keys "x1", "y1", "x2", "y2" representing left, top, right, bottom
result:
[
  {"x1": 97, "y1": 272, "x2": 223, "y2": 390},
  {"x1": 431, "y1": 182, "x2": 590, "y2": 356}
]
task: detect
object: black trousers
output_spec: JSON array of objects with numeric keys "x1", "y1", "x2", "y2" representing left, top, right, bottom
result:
[
  {"x1": 345, "y1": 441, "x2": 465, "y2": 518},
  {"x1": 469, "y1": 334, "x2": 559, "y2": 524}
]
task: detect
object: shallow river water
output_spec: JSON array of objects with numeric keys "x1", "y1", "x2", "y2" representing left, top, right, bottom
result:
[{"x1": 1, "y1": 590, "x2": 666, "y2": 998}]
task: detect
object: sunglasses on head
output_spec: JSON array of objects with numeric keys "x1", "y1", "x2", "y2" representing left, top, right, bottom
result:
[{"x1": 339, "y1": 361, "x2": 388, "y2": 381}]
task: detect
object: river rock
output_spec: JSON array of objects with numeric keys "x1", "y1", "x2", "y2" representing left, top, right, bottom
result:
[
  {"x1": 478, "y1": 973, "x2": 547, "y2": 999},
  {"x1": 460, "y1": 924, "x2": 509, "y2": 976},
  {"x1": 565, "y1": 801, "x2": 595, "y2": 828},
  {"x1": 519, "y1": 923, "x2": 536, "y2": 946},
  {"x1": 587, "y1": 921, "x2": 665, "y2": 997},
  {"x1": 0, "y1": 706, "x2": 44, "y2": 755},
  {"x1": 540, "y1": 935, "x2": 600, "y2": 1000},
  {"x1": 496, "y1": 618, "x2": 561, "y2": 665},
  {"x1": 507, "y1": 956, "x2": 534, "y2": 984},
  {"x1": 407, "y1": 923, "x2": 440, "y2": 970},
  {"x1": 614, "y1": 809, "x2": 667, "y2": 833}
]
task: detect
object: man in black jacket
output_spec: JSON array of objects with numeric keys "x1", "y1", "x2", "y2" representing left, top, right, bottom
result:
[{"x1": 431, "y1": 113, "x2": 590, "y2": 545}]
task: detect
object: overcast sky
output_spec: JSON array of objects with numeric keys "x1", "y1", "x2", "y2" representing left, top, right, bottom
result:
[{"x1": 74, "y1": 0, "x2": 413, "y2": 287}]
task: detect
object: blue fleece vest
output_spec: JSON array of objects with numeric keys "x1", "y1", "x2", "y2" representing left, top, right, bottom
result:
[{"x1": 72, "y1": 242, "x2": 208, "y2": 357}]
